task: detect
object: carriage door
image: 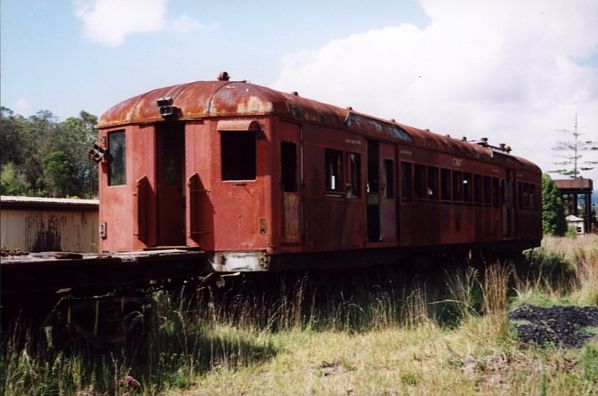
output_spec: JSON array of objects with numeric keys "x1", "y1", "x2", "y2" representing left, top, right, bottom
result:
[
  {"x1": 380, "y1": 143, "x2": 397, "y2": 241},
  {"x1": 279, "y1": 122, "x2": 303, "y2": 244},
  {"x1": 367, "y1": 140, "x2": 397, "y2": 242},
  {"x1": 156, "y1": 123, "x2": 186, "y2": 246}
]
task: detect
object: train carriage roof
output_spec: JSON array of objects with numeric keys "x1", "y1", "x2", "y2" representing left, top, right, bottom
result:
[{"x1": 99, "y1": 79, "x2": 540, "y2": 174}]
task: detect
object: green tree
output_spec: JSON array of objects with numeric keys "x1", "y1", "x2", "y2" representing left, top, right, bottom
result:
[
  {"x1": 0, "y1": 107, "x2": 98, "y2": 198},
  {"x1": 58, "y1": 111, "x2": 98, "y2": 197},
  {"x1": 541, "y1": 173, "x2": 567, "y2": 236},
  {"x1": 0, "y1": 162, "x2": 30, "y2": 195},
  {"x1": 41, "y1": 151, "x2": 77, "y2": 197}
]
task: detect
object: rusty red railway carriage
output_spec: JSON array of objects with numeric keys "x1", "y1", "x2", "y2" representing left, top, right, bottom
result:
[{"x1": 95, "y1": 74, "x2": 542, "y2": 272}]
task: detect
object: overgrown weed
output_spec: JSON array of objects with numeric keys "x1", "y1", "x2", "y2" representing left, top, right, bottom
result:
[{"x1": 2, "y1": 235, "x2": 597, "y2": 394}]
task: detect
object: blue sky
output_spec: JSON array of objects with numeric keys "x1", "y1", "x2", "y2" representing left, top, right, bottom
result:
[
  {"x1": 1, "y1": 0, "x2": 427, "y2": 119},
  {"x1": 2, "y1": 0, "x2": 598, "y2": 182}
]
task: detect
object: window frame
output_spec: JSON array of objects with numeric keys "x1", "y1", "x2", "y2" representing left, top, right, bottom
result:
[
  {"x1": 107, "y1": 129, "x2": 126, "y2": 186},
  {"x1": 221, "y1": 131, "x2": 257, "y2": 181}
]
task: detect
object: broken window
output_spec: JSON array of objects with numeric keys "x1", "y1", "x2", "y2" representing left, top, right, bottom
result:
[
  {"x1": 221, "y1": 131, "x2": 256, "y2": 181},
  {"x1": 108, "y1": 130, "x2": 126, "y2": 186}
]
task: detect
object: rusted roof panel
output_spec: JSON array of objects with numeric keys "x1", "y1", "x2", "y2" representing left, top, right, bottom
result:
[{"x1": 98, "y1": 79, "x2": 540, "y2": 173}]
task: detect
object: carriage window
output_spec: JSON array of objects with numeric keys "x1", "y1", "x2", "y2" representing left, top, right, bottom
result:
[
  {"x1": 463, "y1": 173, "x2": 472, "y2": 202},
  {"x1": 483, "y1": 176, "x2": 491, "y2": 204},
  {"x1": 492, "y1": 177, "x2": 500, "y2": 208},
  {"x1": 401, "y1": 162, "x2": 413, "y2": 201},
  {"x1": 281, "y1": 142, "x2": 297, "y2": 192},
  {"x1": 441, "y1": 168, "x2": 451, "y2": 200},
  {"x1": 384, "y1": 159, "x2": 394, "y2": 198},
  {"x1": 427, "y1": 167, "x2": 439, "y2": 200},
  {"x1": 108, "y1": 130, "x2": 126, "y2": 186},
  {"x1": 347, "y1": 153, "x2": 361, "y2": 198},
  {"x1": 221, "y1": 131, "x2": 256, "y2": 180},
  {"x1": 530, "y1": 184, "x2": 536, "y2": 208},
  {"x1": 414, "y1": 164, "x2": 427, "y2": 199},
  {"x1": 452, "y1": 171, "x2": 463, "y2": 201},
  {"x1": 325, "y1": 149, "x2": 343, "y2": 191},
  {"x1": 474, "y1": 174, "x2": 482, "y2": 204}
]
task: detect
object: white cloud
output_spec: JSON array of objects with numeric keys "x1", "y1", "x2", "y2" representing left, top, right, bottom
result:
[
  {"x1": 168, "y1": 14, "x2": 218, "y2": 33},
  {"x1": 73, "y1": 1, "x2": 212, "y2": 46},
  {"x1": 274, "y1": 0, "x2": 598, "y2": 182},
  {"x1": 73, "y1": 0, "x2": 167, "y2": 46}
]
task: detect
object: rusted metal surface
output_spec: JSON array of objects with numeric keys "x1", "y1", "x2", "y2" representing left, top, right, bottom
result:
[
  {"x1": 1, "y1": 196, "x2": 99, "y2": 253},
  {"x1": 96, "y1": 76, "x2": 542, "y2": 269},
  {"x1": 98, "y1": 79, "x2": 539, "y2": 175}
]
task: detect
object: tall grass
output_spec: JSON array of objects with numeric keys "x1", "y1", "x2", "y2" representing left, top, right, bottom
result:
[
  {"x1": 516, "y1": 235, "x2": 598, "y2": 306},
  {"x1": 1, "y1": 235, "x2": 596, "y2": 395}
]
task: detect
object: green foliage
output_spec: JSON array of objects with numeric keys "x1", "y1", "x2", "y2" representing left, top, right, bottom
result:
[
  {"x1": 0, "y1": 162, "x2": 30, "y2": 195},
  {"x1": 541, "y1": 174, "x2": 567, "y2": 236},
  {"x1": 580, "y1": 343, "x2": 598, "y2": 385},
  {"x1": 0, "y1": 107, "x2": 98, "y2": 198},
  {"x1": 42, "y1": 151, "x2": 77, "y2": 197}
]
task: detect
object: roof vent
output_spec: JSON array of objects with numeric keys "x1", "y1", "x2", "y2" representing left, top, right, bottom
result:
[
  {"x1": 462, "y1": 136, "x2": 467, "y2": 141},
  {"x1": 291, "y1": 91, "x2": 299, "y2": 96},
  {"x1": 346, "y1": 106, "x2": 353, "y2": 110},
  {"x1": 476, "y1": 137, "x2": 489, "y2": 147},
  {"x1": 217, "y1": 71, "x2": 230, "y2": 81}
]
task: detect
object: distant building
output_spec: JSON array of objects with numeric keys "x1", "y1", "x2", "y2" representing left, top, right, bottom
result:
[
  {"x1": 1, "y1": 195, "x2": 99, "y2": 252},
  {"x1": 554, "y1": 178, "x2": 593, "y2": 233},
  {"x1": 565, "y1": 215, "x2": 585, "y2": 235}
]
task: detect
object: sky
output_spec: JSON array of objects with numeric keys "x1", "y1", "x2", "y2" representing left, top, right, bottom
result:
[{"x1": 2, "y1": 0, "x2": 598, "y2": 183}]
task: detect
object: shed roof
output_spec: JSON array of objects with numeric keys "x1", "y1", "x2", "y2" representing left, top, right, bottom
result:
[
  {"x1": 554, "y1": 178, "x2": 593, "y2": 191},
  {"x1": 1, "y1": 195, "x2": 99, "y2": 210}
]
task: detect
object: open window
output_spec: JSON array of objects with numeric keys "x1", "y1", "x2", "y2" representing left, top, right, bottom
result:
[
  {"x1": 427, "y1": 167, "x2": 439, "y2": 200},
  {"x1": 383, "y1": 159, "x2": 394, "y2": 199},
  {"x1": 441, "y1": 168, "x2": 451, "y2": 201},
  {"x1": 108, "y1": 130, "x2": 126, "y2": 186},
  {"x1": 346, "y1": 153, "x2": 361, "y2": 198},
  {"x1": 463, "y1": 172, "x2": 472, "y2": 203},
  {"x1": 452, "y1": 171, "x2": 463, "y2": 201},
  {"x1": 401, "y1": 162, "x2": 413, "y2": 201},
  {"x1": 414, "y1": 164, "x2": 427, "y2": 199},
  {"x1": 325, "y1": 149, "x2": 343, "y2": 192},
  {"x1": 221, "y1": 131, "x2": 256, "y2": 181},
  {"x1": 281, "y1": 142, "x2": 297, "y2": 192},
  {"x1": 483, "y1": 176, "x2": 491, "y2": 204}
]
